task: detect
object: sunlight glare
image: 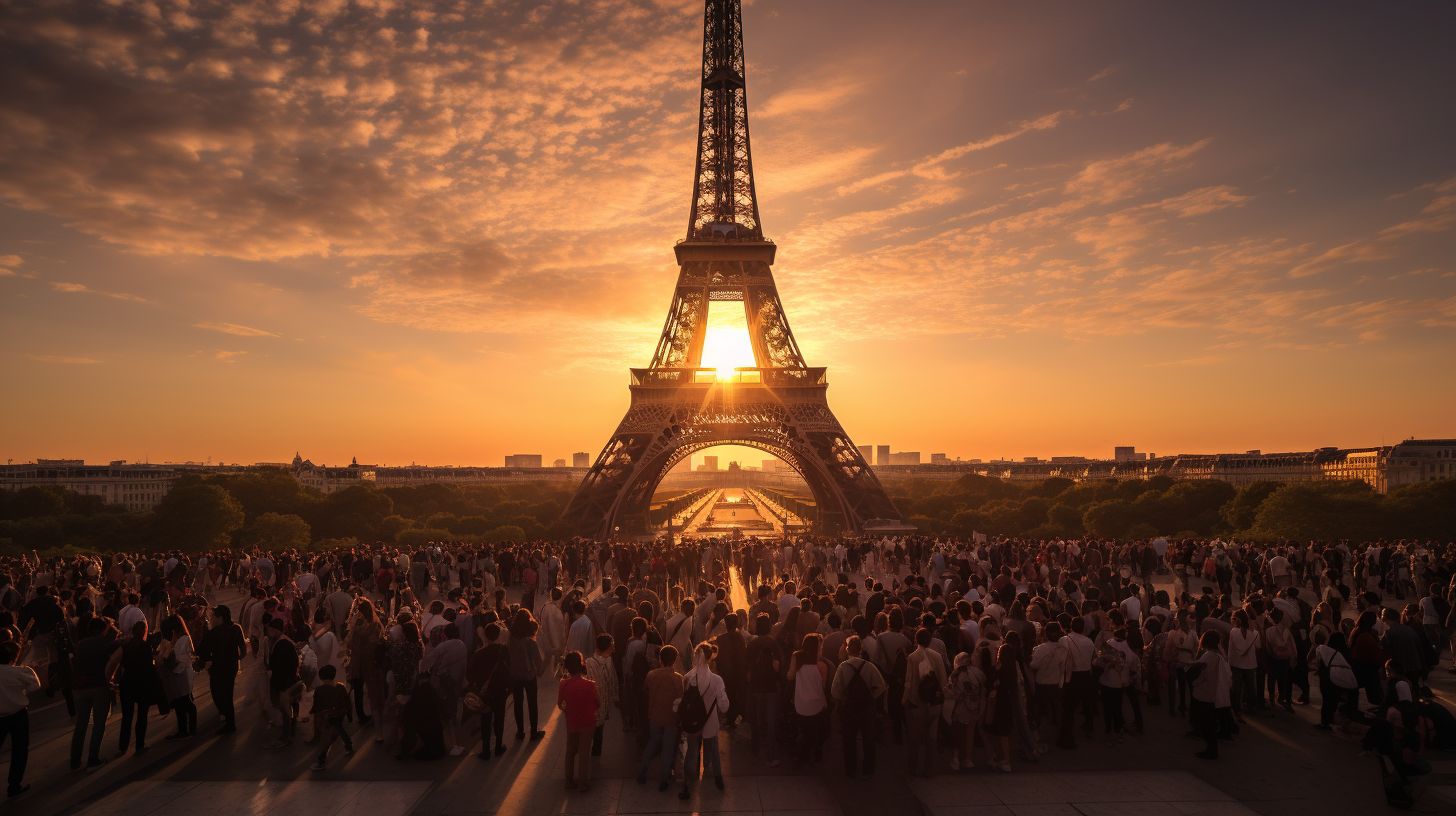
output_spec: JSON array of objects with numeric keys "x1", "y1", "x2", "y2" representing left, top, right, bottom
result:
[{"x1": 700, "y1": 301, "x2": 757, "y2": 380}]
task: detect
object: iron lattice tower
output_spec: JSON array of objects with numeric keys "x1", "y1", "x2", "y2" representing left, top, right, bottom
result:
[{"x1": 562, "y1": 0, "x2": 901, "y2": 538}]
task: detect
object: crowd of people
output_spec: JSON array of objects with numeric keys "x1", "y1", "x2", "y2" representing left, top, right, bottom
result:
[{"x1": 1, "y1": 535, "x2": 1454, "y2": 804}]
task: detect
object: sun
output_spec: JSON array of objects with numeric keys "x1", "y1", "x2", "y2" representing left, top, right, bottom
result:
[{"x1": 700, "y1": 324, "x2": 756, "y2": 380}]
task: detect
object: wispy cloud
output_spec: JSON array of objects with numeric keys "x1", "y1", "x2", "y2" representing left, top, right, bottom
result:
[
  {"x1": 28, "y1": 353, "x2": 99, "y2": 365},
  {"x1": 50, "y1": 281, "x2": 150, "y2": 303},
  {"x1": 194, "y1": 321, "x2": 279, "y2": 338},
  {"x1": 214, "y1": 350, "x2": 247, "y2": 363}
]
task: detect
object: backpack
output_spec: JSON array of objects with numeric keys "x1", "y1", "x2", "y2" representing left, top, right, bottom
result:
[
  {"x1": 678, "y1": 677, "x2": 714, "y2": 733},
  {"x1": 845, "y1": 661, "x2": 874, "y2": 709}
]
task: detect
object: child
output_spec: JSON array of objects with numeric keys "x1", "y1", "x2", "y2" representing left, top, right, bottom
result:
[
  {"x1": 311, "y1": 665, "x2": 354, "y2": 770},
  {"x1": 557, "y1": 651, "x2": 600, "y2": 792}
]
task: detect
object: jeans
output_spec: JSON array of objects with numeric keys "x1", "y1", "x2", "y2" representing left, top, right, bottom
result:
[
  {"x1": 1061, "y1": 670, "x2": 1097, "y2": 745},
  {"x1": 70, "y1": 687, "x2": 111, "y2": 767},
  {"x1": 511, "y1": 679, "x2": 539, "y2": 735},
  {"x1": 0, "y1": 709, "x2": 28, "y2": 794},
  {"x1": 682, "y1": 731, "x2": 720, "y2": 788},
  {"x1": 904, "y1": 704, "x2": 939, "y2": 777},
  {"x1": 117, "y1": 689, "x2": 151, "y2": 752},
  {"x1": 172, "y1": 694, "x2": 198, "y2": 736},
  {"x1": 1100, "y1": 685, "x2": 1124, "y2": 734},
  {"x1": 1032, "y1": 683, "x2": 1062, "y2": 745},
  {"x1": 796, "y1": 709, "x2": 829, "y2": 765},
  {"x1": 840, "y1": 709, "x2": 877, "y2": 776},
  {"x1": 1190, "y1": 699, "x2": 1217, "y2": 757},
  {"x1": 638, "y1": 724, "x2": 679, "y2": 783},
  {"x1": 1230, "y1": 667, "x2": 1257, "y2": 716},
  {"x1": 479, "y1": 699, "x2": 506, "y2": 754},
  {"x1": 211, "y1": 668, "x2": 238, "y2": 727},
  {"x1": 747, "y1": 691, "x2": 779, "y2": 759},
  {"x1": 317, "y1": 716, "x2": 354, "y2": 763}
]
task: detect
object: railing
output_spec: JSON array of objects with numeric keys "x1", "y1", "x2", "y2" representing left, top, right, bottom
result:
[{"x1": 631, "y1": 367, "x2": 827, "y2": 387}]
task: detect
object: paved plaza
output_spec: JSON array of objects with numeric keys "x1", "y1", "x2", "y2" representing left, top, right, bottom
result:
[{"x1": 11, "y1": 640, "x2": 1455, "y2": 816}]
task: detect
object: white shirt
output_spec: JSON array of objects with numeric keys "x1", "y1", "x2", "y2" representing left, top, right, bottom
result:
[
  {"x1": 118, "y1": 604, "x2": 146, "y2": 637},
  {"x1": 1030, "y1": 640, "x2": 1068, "y2": 686},
  {"x1": 1227, "y1": 628, "x2": 1260, "y2": 670},
  {"x1": 1063, "y1": 632, "x2": 1095, "y2": 672}
]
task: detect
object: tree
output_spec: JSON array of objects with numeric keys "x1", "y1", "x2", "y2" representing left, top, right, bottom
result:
[
  {"x1": 239, "y1": 512, "x2": 311, "y2": 551},
  {"x1": 1, "y1": 486, "x2": 66, "y2": 520},
  {"x1": 484, "y1": 524, "x2": 525, "y2": 543},
  {"x1": 308, "y1": 485, "x2": 395, "y2": 541},
  {"x1": 1222, "y1": 481, "x2": 1280, "y2": 531},
  {"x1": 1250, "y1": 481, "x2": 1383, "y2": 541},
  {"x1": 152, "y1": 480, "x2": 244, "y2": 551},
  {"x1": 1083, "y1": 499, "x2": 1136, "y2": 538},
  {"x1": 1047, "y1": 503, "x2": 1083, "y2": 534},
  {"x1": 1383, "y1": 480, "x2": 1456, "y2": 540},
  {"x1": 213, "y1": 468, "x2": 318, "y2": 521}
]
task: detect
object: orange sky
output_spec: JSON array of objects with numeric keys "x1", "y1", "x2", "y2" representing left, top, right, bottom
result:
[{"x1": 1, "y1": 1, "x2": 1454, "y2": 468}]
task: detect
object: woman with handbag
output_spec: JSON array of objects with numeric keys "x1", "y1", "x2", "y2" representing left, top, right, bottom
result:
[
  {"x1": 946, "y1": 650, "x2": 986, "y2": 771},
  {"x1": 157, "y1": 615, "x2": 196, "y2": 739}
]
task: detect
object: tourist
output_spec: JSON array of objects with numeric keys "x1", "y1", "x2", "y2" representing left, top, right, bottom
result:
[
  {"x1": 902, "y1": 627, "x2": 947, "y2": 777},
  {"x1": 466, "y1": 621, "x2": 510, "y2": 759},
  {"x1": 508, "y1": 609, "x2": 546, "y2": 741},
  {"x1": 1188, "y1": 631, "x2": 1226, "y2": 759},
  {"x1": 0, "y1": 640, "x2": 40, "y2": 797},
  {"x1": 831, "y1": 634, "x2": 886, "y2": 777},
  {"x1": 344, "y1": 598, "x2": 385, "y2": 735},
  {"x1": 197, "y1": 605, "x2": 246, "y2": 734},
  {"x1": 310, "y1": 665, "x2": 354, "y2": 770},
  {"x1": 584, "y1": 634, "x2": 618, "y2": 756},
  {"x1": 638, "y1": 643, "x2": 683, "y2": 790},
  {"x1": 69, "y1": 617, "x2": 121, "y2": 770},
  {"x1": 679, "y1": 641, "x2": 729, "y2": 800},
  {"x1": 557, "y1": 651, "x2": 600, "y2": 792},
  {"x1": 265, "y1": 618, "x2": 300, "y2": 748},
  {"x1": 744, "y1": 613, "x2": 783, "y2": 764},
  {"x1": 116, "y1": 620, "x2": 159, "y2": 754},
  {"x1": 788, "y1": 632, "x2": 832, "y2": 768}
]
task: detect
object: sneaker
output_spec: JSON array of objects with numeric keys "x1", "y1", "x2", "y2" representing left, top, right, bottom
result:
[
  {"x1": 8, "y1": 785, "x2": 31, "y2": 798},
  {"x1": 714, "y1": 775, "x2": 724, "y2": 790},
  {"x1": 531, "y1": 730, "x2": 546, "y2": 740},
  {"x1": 495, "y1": 745, "x2": 507, "y2": 756},
  {"x1": 449, "y1": 745, "x2": 466, "y2": 757},
  {"x1": 86, "y1": 758, "x2": 107, "y2": 772},
  {"x1": 678, "y1": 788, "x2": 691, "y2": 801},
  {"x1": 312, "y1": 761, "x2": 327, "y2": 771},
  {"x1": 345, "y1": 748, "x2": 355, "y2": 758},
  {"x1": 949, "y1": 755, "x2": 960, "y2": 771},
  {"x1": 658, "y1": 781, "x2": 670, "y2": 792}
]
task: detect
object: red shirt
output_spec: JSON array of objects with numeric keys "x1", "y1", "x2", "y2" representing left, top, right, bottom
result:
[{"x1": 559, "y1": 675, "x2": 599, "y2": 732}]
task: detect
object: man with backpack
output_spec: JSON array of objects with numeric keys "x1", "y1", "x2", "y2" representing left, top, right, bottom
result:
[
  {"x1": 831, "y1": 635, "x2": 886, "y2": 778},
  {"x1": 637, "y1": 644, "x2": 683, "y2": 791},
  {"x1": 901, "y1": 627, "x2": 948, "y2": 777}
]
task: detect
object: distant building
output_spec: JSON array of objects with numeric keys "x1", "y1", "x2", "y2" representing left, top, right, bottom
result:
[
  {"x1": 0, "y1": 459, "x2": 179, "y2": 511},
  {"x1": 875, "y1": 445, "x2": 890, "y2": 467},
  {"x1": 1023, "y1": 457, "x2": 1040, "y2": 463},
  {"x1": 858, "y1": 445, "x2": 874, "y2": 465},
  {"x1": 887, "y1": 451, "x2": 921, "y2": 465},
  {"x1": 1050, "y1": 456, "x2": 1090, "y2": 464},
  {"x1": 1384, "y1": 438, "x2": 1456, "y2": 491},
  {"x1": 699, "y1": 455, "x2": 719, "y2": 472},
  {"x1": 1114, "y1": 446, "x2": 1148, "y2": 462},
  {"x1": 930, "y1": 453, "x2": 949, "y2": 465},
  {"x1": 503, "y1": 454, "x2": 543, "y2": 468},
  {"x1": 552, "y1": 458, "x2": 566, "y2": 468},
  {"x1": 572, "y1": 451, "x2": 590, "y2": 468}
]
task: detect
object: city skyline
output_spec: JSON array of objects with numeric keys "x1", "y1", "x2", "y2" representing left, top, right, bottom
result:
[{"x1": 3, "y1": 2, "x2": 1454, "y2": 468}]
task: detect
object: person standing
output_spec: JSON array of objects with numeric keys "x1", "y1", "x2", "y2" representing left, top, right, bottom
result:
[
  {"x1": 679, "y1": 642, "x2": 730, "y2": 801},
  {"x1": 198, "y1": 605, "x2": 246, "y2": 734},
  {"x1": 265, "y1": 618, "x2": 301, "y2": 748},
  {"x1": 116, "y1": 620, "x2": 160, "y2": 754},
  {"x1": 902, "y1": 627, "x2": 948, "y2": 777},
  {"x1": 788, "y1": 633, "x2": 832, "y2": 768},
  {"x1": 744, "y1": 613, "x2": 783, "y2": 765},
  {"x1": 584, "y1": 634, "x2": 619, "y2": 757},
  {"x1": 467, "y1": 622, "x2": 511, "y2": 759},
  {"x1": 0, "y1": 641, "x2": 40, "y2": 797},
  {"x1": 1028, "y1": 621, "x2": 1067, "y2": 751},
  {"x1": 1187, "y1": 631, "x2": 1225, "y2": 760},
  {"x1": 69, "y1": 617, "x2": 122, "y2": 771},
  {"x1": 557, "y1": 651, "x2": 600, "y2": 793},
  {"x1": 1059, "y1": 616, "x2": 1096, "y2": 747},
  {"x1": 310, "y1": 665, "x2": 355, "y2": 770},
  {"x1": 637, "y1": 644, "x2": 683, "y2": 790},
  {"x1": 507, "y1": 610, "x2": 546, "y2": 741},
  {"x1": 830, "y1": 635, "x2": 886, "y2": 778}
]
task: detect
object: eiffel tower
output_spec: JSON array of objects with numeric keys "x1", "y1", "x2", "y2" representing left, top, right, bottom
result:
[{"x1": 562, "y1": 0, "x2": 901, "y2": 538}]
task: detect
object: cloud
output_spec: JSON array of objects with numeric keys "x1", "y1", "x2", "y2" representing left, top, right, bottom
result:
[
  {"x1": 836, "y1": 110, "x2": 1073, "y2": 196},
  {"x1": 757, "y1": 80, "x2": 863, "y2": 119},
  {"x1": 50, "y1": 281, "x2": 151, "y2": 303},
  {"x1": 1064, "y1": 140, "x2": 1211, "y2": 205},
  {"x1": 28, "y1": 353, "x2": 99, "y2": 365},
  {"x1": 214, "y1": 350, "x2": 247, "y2": 363},
  {"x1": 193, "y1": 321, "x2": 279, "y2": 338},
  {"x1": 0, "y1": 254, "x2": 21, "y2": 276}
]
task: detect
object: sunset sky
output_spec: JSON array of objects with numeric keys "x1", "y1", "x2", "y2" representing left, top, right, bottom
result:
[{"x1": 2, "y1": 0, "x2": 1454, "y2": 468}]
